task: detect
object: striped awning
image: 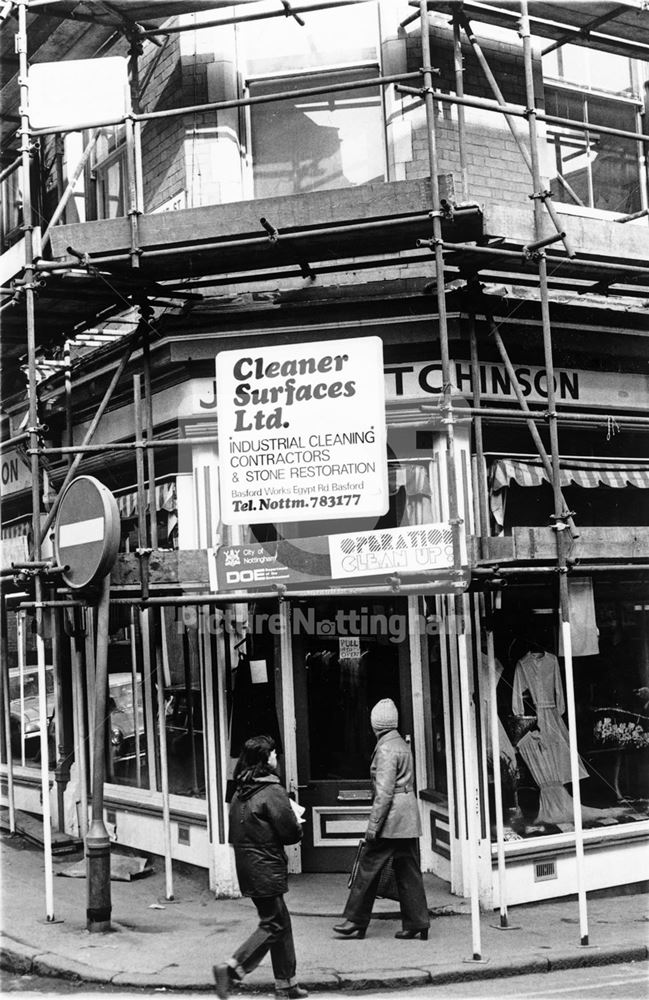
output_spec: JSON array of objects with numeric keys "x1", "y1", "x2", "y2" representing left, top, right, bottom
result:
[
  {"x1": 489, "y1": 458, "x2": 649, "y2": 531},
  {"x1": 491, "y1": 458, "x2": 649, "y2": 492},
  {"x1": 115, "y1": 480, "x2": 177, "y2": 519}
]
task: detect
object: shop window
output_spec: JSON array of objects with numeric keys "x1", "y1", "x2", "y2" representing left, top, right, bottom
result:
[
  {"x1": 238, "y1": 1, "x2": 385, "y2": 200},
  {"x1": 485, "y1": 582, "x2": 649, "y2": 845},
  {"x1": 7, "y1": 663, "x2": 56, "y2": 769},
  {"x1": 543, "y1": 47, "x2": 645, "y2": 215}
]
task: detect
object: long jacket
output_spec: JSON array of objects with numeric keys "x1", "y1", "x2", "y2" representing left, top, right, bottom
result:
[
  {"x1": 366, "y1": 730, "x2": 422, "y2": 839},
  {"x1": 228, "y1": 774, "x2": 303, "y2": 897}
]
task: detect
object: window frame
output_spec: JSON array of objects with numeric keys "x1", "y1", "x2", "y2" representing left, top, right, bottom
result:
[{"x1": 542, "y1": 52, "x2": 648, "y2": 219}]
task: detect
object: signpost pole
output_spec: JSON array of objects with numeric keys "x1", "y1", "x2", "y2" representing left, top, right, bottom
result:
[{"x1": 86, "y1": 574, "x2": 112, "y2": 931}]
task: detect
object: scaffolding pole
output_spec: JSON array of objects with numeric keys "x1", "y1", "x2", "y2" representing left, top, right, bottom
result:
[
  {"x1": 520, "y1": 0, "x2": 588, "y2": 946},
  {"x1": 16, "y1": 0, "x2": 54, "y2": 922}
]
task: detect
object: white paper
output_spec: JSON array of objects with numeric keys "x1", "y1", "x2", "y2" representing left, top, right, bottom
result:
[
  {"x1": 249, "y1": 659, "x2": 268, "y2": 684},
  {"x1": 289, "y1": 799, "x2": 306, "y2": 823}
]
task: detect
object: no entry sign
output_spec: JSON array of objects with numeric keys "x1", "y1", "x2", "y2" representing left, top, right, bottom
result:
[{"x1": 54, "y1": 476, "x2": 120, "y2": 590}]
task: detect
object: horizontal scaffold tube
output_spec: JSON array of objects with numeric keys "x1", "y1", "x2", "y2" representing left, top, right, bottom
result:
[{"x1": 29, "y1": 72, "x2": 423, "y2": 137}]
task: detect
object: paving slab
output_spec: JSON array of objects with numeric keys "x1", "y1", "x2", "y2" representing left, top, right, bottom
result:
[{"x1": 1, "y1": 832, "x2": 647, "y2": 993}]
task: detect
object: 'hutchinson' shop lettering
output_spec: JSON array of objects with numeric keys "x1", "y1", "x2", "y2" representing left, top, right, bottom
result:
[{"x1": 386, "y1": 361, "x2": 579, "y2": 400}]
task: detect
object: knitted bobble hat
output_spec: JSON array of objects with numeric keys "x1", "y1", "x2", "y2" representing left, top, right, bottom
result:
[{"x1": 370, "y1": 698, "x2": 399, "y2": 732}]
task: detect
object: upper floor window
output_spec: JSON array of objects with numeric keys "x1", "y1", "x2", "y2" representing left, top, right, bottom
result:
[
  {"x1": 237, "y1": 1, "x2": 385, "y2": 199},
  {"x1": 0, "y1": 166, "x2": 23, "y2": 252},
  {"x1": 543, "y1": 46, "x2": 646, "y2": 215},
  {"x1": 89, "y1": 125, "x2": 127, "y2": 219}
]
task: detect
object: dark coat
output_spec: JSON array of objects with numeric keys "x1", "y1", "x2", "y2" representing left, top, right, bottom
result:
[
  {"x1": 228, "y1": 774, "x2": 303, "y2": 897},
  {"x1": 367, "y1": 730, "x2": 422, "y2": 839}
]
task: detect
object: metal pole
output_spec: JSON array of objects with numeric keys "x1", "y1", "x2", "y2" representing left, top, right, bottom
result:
[
  {"x1": 452, "y1": 14, "x2": 470, "y2": 200},
  {"x1": 520, "y1": 0, "x2": 588, "y2": 945},
  {"x1": 153, "y1": 613, "x2": 174, "y2": 900},
  {"x1": 129, "y1": 609, "x2": 142, "y2": 788},
  {"x1": 419, "y1": 0, "x2": 464, "y2": 581},
  {"x1": 0, "y1": 598, "x2": 16, "y2": 832},
  {"x1": 30, "y1": 70, "x2": 422, "y2": 137},
  {"x1": 489, "y1": 322, "x2": 578, "y2": 536},
  {"x1": 70, "y1": 626, "x2": 89, "y2": 839},
  {"x1": 39, "y1": 336, "x2": 138, "y2": 543},
  {"x1": 457, "y1": 597, "x2": 483, "y2": 960},
  {"x1": 17, "y1": 0, "x2": 55, "y2": 921},
  {"x1": 41, "y1": 131, "x2": 100, "y2": 249},
  {"x1": 485, "y1": 601, "x2": 508, "y2": 928},
  {"x1": 142, "y1": 323, "x2": 158, "y2": 549},
  {"x1": 86, "y1": 575, "x2": 112, "y2": 931},
  {"x1": 468, "y1": 315, "x2": 489, "y2": 541}
]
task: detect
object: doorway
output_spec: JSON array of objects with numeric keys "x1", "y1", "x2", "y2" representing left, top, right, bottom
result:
[{"x1": 291, "y1": 597, "x2": 412, "y2": 872}]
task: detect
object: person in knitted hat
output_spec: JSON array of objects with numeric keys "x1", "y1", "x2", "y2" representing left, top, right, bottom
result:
[{"x1": 333, "y1": 698, "x2": 429, "y2": 941}]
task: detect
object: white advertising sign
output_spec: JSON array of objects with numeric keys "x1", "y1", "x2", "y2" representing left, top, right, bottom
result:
[
  {"x1": 329, "y1": 523, "x2": 454, "y2": 579},
  {"x1": 216, "y1": 337, "x2": 388, "y2": 525},
  {"x1": 29, "y1": 58, "x2": 128, "y2": 130}
]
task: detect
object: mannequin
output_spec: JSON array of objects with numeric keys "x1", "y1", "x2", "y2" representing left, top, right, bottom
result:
[{"x1": 512, "y1": 645, "x2": 586, "y2": 784}]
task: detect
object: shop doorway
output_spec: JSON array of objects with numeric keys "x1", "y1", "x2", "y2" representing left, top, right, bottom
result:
[{"x1": 291, "y1": 597, "x2": 413, "y2": 872}]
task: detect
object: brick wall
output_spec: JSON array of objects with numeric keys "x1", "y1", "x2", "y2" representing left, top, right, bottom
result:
[
  {"x1": 403, "y1": 19, "x2": 536, "y2": 205},
  {"x1": 138, "y1": 25, "x2": 186, "y2": 211}
]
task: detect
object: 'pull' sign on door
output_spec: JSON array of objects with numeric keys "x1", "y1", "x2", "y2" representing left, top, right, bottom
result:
[{"x1": 54, "y1": 476, "x2": 121, "y2": 590}]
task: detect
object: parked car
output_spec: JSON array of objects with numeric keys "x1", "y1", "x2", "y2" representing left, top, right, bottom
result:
[
  {"x1": 108, "y1": 672, "x2": 145, "y2": 766},
  {"x1": 9, "y1": 664, "x2": 55, "y2": 764}
]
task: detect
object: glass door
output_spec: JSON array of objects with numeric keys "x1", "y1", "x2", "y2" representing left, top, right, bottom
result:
[{"x1": 291, "y1": 596, "x2": 412, "y2": 872}]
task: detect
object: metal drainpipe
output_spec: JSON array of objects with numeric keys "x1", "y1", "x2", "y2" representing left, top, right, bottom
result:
[
  {"x1": 520, "y1": 0, "x2": 589, "y2": 947},
  {"x1": 16, "y1": 0, "x2": 55, "y2": 922}
]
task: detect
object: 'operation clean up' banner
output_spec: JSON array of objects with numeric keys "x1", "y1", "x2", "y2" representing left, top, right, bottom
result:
[{"x1": 216, "y1": 337, "x2": 388, "y2": 525}]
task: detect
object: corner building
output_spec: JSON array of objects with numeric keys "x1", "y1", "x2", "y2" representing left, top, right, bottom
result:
[{"x1": 1, "y1": 1, "x2": 648, "y2": 916}]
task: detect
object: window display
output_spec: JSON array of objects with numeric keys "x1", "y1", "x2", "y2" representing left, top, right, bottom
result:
[{"x1": 486, "y1": 581, "x2": 649, "y2": 842}]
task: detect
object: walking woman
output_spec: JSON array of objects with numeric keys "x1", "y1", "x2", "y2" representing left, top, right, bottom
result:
[
  {"x1": 213, "y1": 735, "x2": 307, "y2": 999},
  {"x1": 333, "y1": 699, "x2": 430, "y2": 940}
]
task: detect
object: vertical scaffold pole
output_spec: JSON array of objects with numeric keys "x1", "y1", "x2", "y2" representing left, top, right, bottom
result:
[
  {"x1": 418, "y1": 0, "x2": 463, "y2": 581},
  {"x1": 419, "y1": 0, "x2": 479, "y2": 958},
  {"x1": 452, "y1": 13, "x2": 470, "y2": 200},
  {"x1": 519, "y1": 0, "x2": 588, "y2": 946},
  {"x1": 17, "y1": 0, "x2": 55, "y2": 921}
]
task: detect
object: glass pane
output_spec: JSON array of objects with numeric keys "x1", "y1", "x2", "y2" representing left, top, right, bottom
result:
[
  {"x1": 587, "y1": 95, "x2": 641, "y2": 213},
  {"x1": 299, "y1": 599, "x2": 402, "y2": 780},
  {"x1": 249, "y1": 72, "x2": 383, "y2": 198},
  {"x1": 240, "y1": 2, "x2": 377, "y2": 76},
  {"x1": 488, "y1": 582, "x2": 649, "y2": 844},
  {"x1": 545, "y1": 88, "x2": 641, "y2": 212},
  {"x1": 8, "y1": 664, "x2": 56, "y2": 769},
  {"x1": 545, "y1": 88, "x2": 590, "y2": 207}
]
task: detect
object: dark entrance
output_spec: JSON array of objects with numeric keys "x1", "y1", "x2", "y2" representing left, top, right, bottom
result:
[{"x1": 291, "y1": 596, "x2": 412, "y2": 872}]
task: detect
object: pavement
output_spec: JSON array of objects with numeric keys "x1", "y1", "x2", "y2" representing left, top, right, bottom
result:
[{"x1": 1, "y1": 831, "x2": 648, "y2": 994}]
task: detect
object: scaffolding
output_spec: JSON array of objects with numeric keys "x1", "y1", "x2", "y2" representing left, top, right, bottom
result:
[{"x1": 1, "y1": 0, "x2": 649, "y2": 954}]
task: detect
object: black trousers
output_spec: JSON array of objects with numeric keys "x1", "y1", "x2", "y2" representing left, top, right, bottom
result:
[
  {"x1": 232, "y1": 894, "x2": 297, "y2": 987},
  {"x1": 343, "y1": 837, "x2": 429, "y2": 931}
]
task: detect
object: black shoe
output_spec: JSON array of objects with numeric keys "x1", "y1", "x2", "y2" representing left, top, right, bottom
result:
[
  {"x1": 275, "y1": 987, "x2": 309, "y2": 999},
  {"x1": 333, "y1": 920, "x2": 366, "y2": 939},
  {"x1": 395, "y1": 928, "x2": 429, "y2": 940},
  {"x1": 212, "y1": 964, "x2": 235, "y2": 999}
]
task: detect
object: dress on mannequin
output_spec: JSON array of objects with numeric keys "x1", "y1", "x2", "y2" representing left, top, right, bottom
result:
[
  {"x1": 512, "y1": 650, "x2": 587, "y2": 783},
  {"x1": 517, "y1": 729, "x2": 612, "y2": 826}
]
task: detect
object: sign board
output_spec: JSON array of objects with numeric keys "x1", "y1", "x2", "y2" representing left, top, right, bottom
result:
[
  {"x1": 1, "y1": 448, "x2": 31, "y2": 498},
  {"x1": 329, "y1": 523, "x2": 454, "y2": 579},
  {"x1": 213, "y1": 522, "x2": 460, "y2": 592},
  {"x1": 53, "y1": 476, "x2": 120, "y2": 590},
  {"x1": 29, "y1": 58, "x2": 128, "y2": 130},
  {"x1": 215, "y1": 337, "x2": 388, "y2": 525}
]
